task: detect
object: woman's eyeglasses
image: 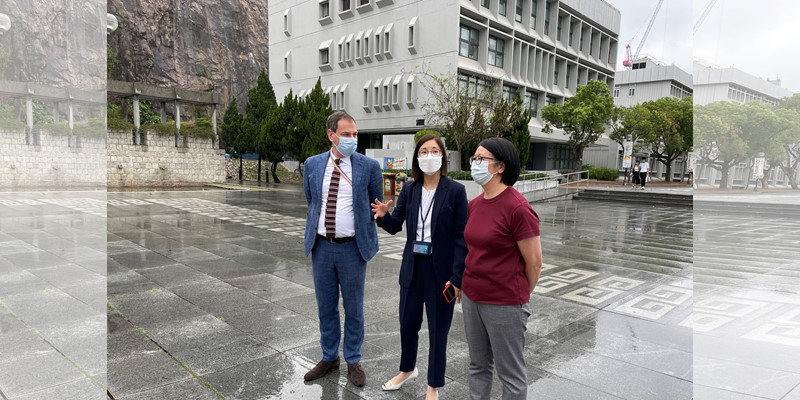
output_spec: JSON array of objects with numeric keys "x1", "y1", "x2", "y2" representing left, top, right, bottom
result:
[
  {"x1": 418, "y1": 149, "x2": 443, "y2": 157},
  {"x1": 469, "y1": 155, "x2": 496, "y2": 165}
]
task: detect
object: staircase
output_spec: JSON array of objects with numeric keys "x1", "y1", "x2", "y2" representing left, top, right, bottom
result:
[
  {"x1": 694, "y1": 200, "x2": 800, "y2": 216},
  {"x1": 573, "y1": 188, "x2": 692, "y2": 207}
]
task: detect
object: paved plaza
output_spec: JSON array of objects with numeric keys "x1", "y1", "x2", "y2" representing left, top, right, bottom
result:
[{"x1": 0, "y1": 186, "x2": 796, "y2": 399}]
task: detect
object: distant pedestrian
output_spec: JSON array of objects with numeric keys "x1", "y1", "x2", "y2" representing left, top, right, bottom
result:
[
  {"x1": 639, "y1": 158, "x2": 649, "y2": 189},
  {"x1": 632, "y1": 161, "x2": 641, "y2": 188}
]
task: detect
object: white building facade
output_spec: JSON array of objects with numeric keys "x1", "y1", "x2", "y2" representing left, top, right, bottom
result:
[
  {"x1": 693, "y1": 61, "x2": 796, "y2": 187},
  {"x1": 269, "y1": 0, "x2": 620, "y2": 171}
]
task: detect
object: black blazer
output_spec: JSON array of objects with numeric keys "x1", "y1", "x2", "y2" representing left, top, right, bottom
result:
[{"x1": 379, "y1": 177, "x2": 468, "y2": 290}]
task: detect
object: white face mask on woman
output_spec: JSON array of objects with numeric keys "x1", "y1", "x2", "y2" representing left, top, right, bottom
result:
[{"x1": 418, "y1": 154, "x2": 443, "y2": 176}]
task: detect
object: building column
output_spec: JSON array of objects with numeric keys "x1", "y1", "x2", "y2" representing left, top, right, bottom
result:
[
  {"x1": 133, "y1": 95, "x2": 141, "y2": 144},
  {"x1": 174, "y1": 100, "x2": 181, "y2": 147},
  {"x1": 160, "y1": 102, "x2": 167, "y2": 123},
  {"x1": 25, "y1": 95, "x2": 33, "y2": 144},
  {"x1": 67, "y1": 100, "x2": 74, "y2": 147},
  {"x1": 53, "y1": 102, "x2": 60, "y2": 123},
  {"x1": 211, "y1": 104, "x2": 218, "y2": 148}
]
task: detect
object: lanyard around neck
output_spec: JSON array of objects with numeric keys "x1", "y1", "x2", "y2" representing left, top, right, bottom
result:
[
  {"x1": 329, "y1": 154, "x2": 353, "y2": 187},
  {"x1": 419, "y1": 189, "x2": 435, "y2": 240}
]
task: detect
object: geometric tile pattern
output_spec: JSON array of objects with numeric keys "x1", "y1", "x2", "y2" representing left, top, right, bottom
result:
[{"x1": 611, "y1": 285, "x2": 691, "y2": 320}]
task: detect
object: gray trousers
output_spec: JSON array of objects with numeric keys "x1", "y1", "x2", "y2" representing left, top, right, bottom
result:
[{"x1": 462, "y1": 293, "x2": 531, "y2": 400}]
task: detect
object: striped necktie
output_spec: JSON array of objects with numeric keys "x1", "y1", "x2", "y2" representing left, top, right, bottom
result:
[{"x1": 324, "y1": 159, "x2": 341, "y2": 239}]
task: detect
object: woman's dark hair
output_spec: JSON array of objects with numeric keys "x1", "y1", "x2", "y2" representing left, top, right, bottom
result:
[
  {"x1": 411, "y1": 134, "x2": 448, "y2": 182},
  {"x1": 478, "y1": 137, "x2": 521, "y2": 186}
]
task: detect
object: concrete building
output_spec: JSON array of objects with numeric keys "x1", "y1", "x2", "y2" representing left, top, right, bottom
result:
[
  {"x1": 694, "y1": 61, "x2": 792, "y2": 107},
  {"x1": 693, "y1": 61, "x2": 796, "y2": 187},
  {"x1": 269, "y1": 0, "x2": 621, "y2": 171},
  {"x1": 583, "y1": 58, "x2": 693, "y2": 179}
]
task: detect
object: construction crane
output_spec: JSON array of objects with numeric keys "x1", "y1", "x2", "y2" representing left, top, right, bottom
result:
[
  {"x1": 623, "y1": 0, "x2": 665, "y2": 68},
  {"x1": 694, "y1": 0, "x2": 719, "y2": 34}
]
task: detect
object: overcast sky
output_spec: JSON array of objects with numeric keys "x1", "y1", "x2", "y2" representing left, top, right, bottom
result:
[{"x1": 607, "y1": 0, "x2": 800, "y2": 93}]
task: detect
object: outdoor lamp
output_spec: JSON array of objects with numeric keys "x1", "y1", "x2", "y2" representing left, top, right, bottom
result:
[
  {"x1": 0, "y1": 13, "x2": 11, "y2": 35},
  {"x1": 106, "y1": 13, "x2": 118, "y2": 34}
]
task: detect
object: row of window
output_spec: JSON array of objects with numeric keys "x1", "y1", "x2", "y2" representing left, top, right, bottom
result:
[
  {"x1": 458, "y1": 71, "x2": 566, "y2": 118},
  {"x1": 317, "y1": 0, "x2": 393, "y2": 25},
  {"x1": 612, "y1": 87, "x2": 635, "y2": 97},
  {"x1": 670, "y1": 83, "x2": 692, "y2": 99},
  {"x1": 314, "y1": 18, "x2": 419, "y2": 71},
  {"x1": 727, "y1": 84, "x2": 779, "y2": 106},
  {"x1": 360, "y1": 75, "x2": 417, "y2": 112},
  {"x1": 475, "y1": 0, "x2": 615, "y2": 65}
]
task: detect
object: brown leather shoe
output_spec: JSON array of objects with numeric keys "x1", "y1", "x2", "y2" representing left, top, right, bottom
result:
[
  {"x1": 304, "y1": 358, "x2": 340, "y2": 381},
  {"x1": 347, "y1": 363, "x2": 366, "y2": 387}
]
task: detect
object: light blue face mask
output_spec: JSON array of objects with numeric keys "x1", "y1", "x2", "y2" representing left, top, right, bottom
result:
[
  {"x1": 471, "y1": 161, "x2": 495, "y2": 186},
  {"x1": 336, "y1": 135, "x2": 357, "y2": 157}
]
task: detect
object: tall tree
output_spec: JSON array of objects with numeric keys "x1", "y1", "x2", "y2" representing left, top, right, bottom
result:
[
  {"x1": 643, "y1": 97, "x2": 693, "y2": 181},
  {"x1": 777, "y1": 94, "x2": 800, "y2": 189},
  {"x1": 694, "y1": 101, "x2": 747, "y2": 189},
  {"x1": 542, "y1": 80, "x2": 616, "y2": 172},
  {"x1": 261, "y1": 90, "x2": 299, "y2": 183},
  {"x1": 219, "y1": 97, "x2": 243, "y2": 179},
  {"x1": 244, "y1": 70, "x2": 277, "y2": 182},
  {"x1": 297, "y1": 78, "x2": 333, "y2": 174}
]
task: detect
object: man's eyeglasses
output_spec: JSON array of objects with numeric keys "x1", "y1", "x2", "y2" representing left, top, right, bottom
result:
[
  {"x1": 470, "y1": 155, "x2": 496, "y2": 165},
  {"x1": 418, "y1": 149, "x2": 442, "y2": 157}
]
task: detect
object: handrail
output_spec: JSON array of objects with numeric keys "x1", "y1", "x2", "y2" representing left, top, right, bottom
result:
[{"x1": 518, "y1": 170, "x2": 590, "y2": 184}]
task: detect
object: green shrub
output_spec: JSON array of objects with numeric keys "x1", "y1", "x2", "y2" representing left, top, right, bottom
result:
[
  {"x1": 34, "y1": 122, "x2": 71, "y2": 135},
  {"x1": 588, "y1": 167, "x2": 620, "y2": 181},
  {"x1": 414, "y1": 129, "x2": 441, "y2": 143},
  {"x1": 142, "y1": 122, "x2": 177, "y2": 136},
  {"x1": 448, "y1": 170, "x2": 472, "y2": 180},
  {"x1": 519, "y1": 172, "x2": 549, "y2": 181},
  {"x1": 107, "y1": 116, "x2": 134, "y2": 131}
]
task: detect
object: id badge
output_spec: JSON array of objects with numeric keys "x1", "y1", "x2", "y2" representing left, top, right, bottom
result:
[{"x1": 412, "y1": 241, "x2": 433, "y2": 256}]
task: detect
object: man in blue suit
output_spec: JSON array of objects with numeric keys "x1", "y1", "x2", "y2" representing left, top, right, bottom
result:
[{"x1": 302, "y1": 111, "x2": 383, "y2": 387}]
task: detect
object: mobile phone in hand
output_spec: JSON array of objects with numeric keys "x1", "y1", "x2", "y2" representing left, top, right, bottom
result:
[{"x1": 442, "y1": 282, "x2": 456, "y2": 303}]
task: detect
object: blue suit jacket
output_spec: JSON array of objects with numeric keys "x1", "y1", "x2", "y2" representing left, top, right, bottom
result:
[
  {"x1": 303, "y1": 150, "x2": 383, "y2": 262},
  {"x1": 379, "y1": 177, "x2": 468, "y2": 290}
]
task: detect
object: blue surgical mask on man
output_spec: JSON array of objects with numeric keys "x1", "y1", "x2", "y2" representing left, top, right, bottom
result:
[
  {"x1": 471, "y1": 161, "x2": 494, "y2": 186},
  {"x1": 336, "y1": 135, "x2": 357, "y2": 157}
]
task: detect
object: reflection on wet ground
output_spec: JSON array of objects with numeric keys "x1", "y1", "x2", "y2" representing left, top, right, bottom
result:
[
  {"x1": 2, "y1": 187, "x2": 697, "y2": 399},
  {"x1": 693, "y1": 198, "x2": 800, "y2": 400}
]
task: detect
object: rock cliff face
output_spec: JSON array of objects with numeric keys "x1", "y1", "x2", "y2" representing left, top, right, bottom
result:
[
  {"x1": 107, "y1": 0, "x2": 269, "y2": 108},
  {"x1": 1, "y1": 0, "x2": 106, "y2": 90}
]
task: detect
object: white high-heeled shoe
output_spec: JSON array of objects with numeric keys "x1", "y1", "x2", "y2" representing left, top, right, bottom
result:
[{"x1": 381, "y1": 368, "x2": 419, "y2": 391}]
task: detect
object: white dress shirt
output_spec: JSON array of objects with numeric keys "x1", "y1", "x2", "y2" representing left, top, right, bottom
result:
[
  {"x1": 640, "y1": 161, "x2": 649, "y2": 173},
  {"x1": 415, "y1": 188, "x2": 436, "y2": 242},
  {"x1": 317, "y1": 153, "x2": 355, "y2": 238}
]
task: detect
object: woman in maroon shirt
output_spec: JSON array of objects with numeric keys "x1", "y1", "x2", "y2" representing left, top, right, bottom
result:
[{"x1": 462, "y1": 137, "x2": 543, "y2": 400}]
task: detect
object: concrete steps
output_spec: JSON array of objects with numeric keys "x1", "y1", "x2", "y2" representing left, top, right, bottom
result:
[{"x1": 574, "y1": 188, "x2": 692, "y2": 207}]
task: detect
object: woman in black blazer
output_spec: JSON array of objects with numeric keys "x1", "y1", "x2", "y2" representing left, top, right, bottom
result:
[{"x1": 372, "y1": 134, "x2": 468, "y2": 400}]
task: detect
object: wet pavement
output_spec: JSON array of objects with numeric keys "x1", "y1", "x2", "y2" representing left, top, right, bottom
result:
[
  {"x1": 693, "y1": 194, "x2": 800, "y2": 400},
  {"x1": 7, "y1": 185, "x2": 788, "y2": 399}
]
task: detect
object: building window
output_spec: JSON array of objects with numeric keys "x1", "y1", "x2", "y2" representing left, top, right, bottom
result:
[
  {"x1": 515, "y1": 0, "x2": 523, "y2": 23},
  {"x1": 320, "y1": 49, "x2": 330, "y2": 66},
  {"x1": 359, "y1": 0, "x2": 369, "y2": 5},
  {"x1": 363, "y1": 80, "x2": 371, "y2": 111},
  {"x1": 544, "y1": 1, "x2": 550, "y2": 33},
  {"x1": 546, "y1": 95, "x2": 557, "y2": 105},
  {"x1": 482, "y1": 0, "x2": 490, "y2": 8},
  {"x1": 374, "y1": 26, "x2": 383, "y2": 60},
  {"x1": 458, "y1": 72, "x2": 491, "y2": 99},
  {"x1": 628, "y1": 88, "x2": 635, "y2": 96},
  {"x1": 320, "y1": 0, "x2": 330, "y2": 18},
  {"x1": 557, "y1": 16, "x2": 562, "y2": 40},
  {"x1": 364, "y1": 30, "x2": 372, "y2": 61},
  {"x1": 342, "y1": 0, "x2": 351, "y2": 12},
  {"x1": 488, "y1": 35, "x2": 504, "y2": 68},
  {"x1": 554, "y1": 60, "x2": 560, "y2": 85},
  {"x1": 459, "y1": 25, "x2": 479, "y2": 61},
  {"x1": 283, "y1": 50, "x2": 291, "y2": 78},
  {"x1": 569, "y1": 23, "x2": 574, "y2": 46},
  {"x1": 565, "y1": 64, "x2": 571, "y2": 88},
  {"x1": 526, "y1": 91, "x2": 539, "y2": 117},
  {"x1": 613, "y1": 88, "x2": 619, "y2": 97},
  {"x1": 283, "y1": 9, "x2": 291, "y2": 36},
  {"x1": 502, "y1": 85, "x2": 517, "y2": 102},
  {"x1": 499, "y1": 0, "x2": 507, "y2": 16},
  {"x1": 384, "y1": 23, "x2": 393, "y2": 58},
  {"x1": 530, "y1": 0, "x2": 537, "y2": 30}
]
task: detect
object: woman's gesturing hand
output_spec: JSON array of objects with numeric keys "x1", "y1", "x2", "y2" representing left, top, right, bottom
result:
[{"x1": 371, "y1": 198, "x2": 393, "y2": 219}]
